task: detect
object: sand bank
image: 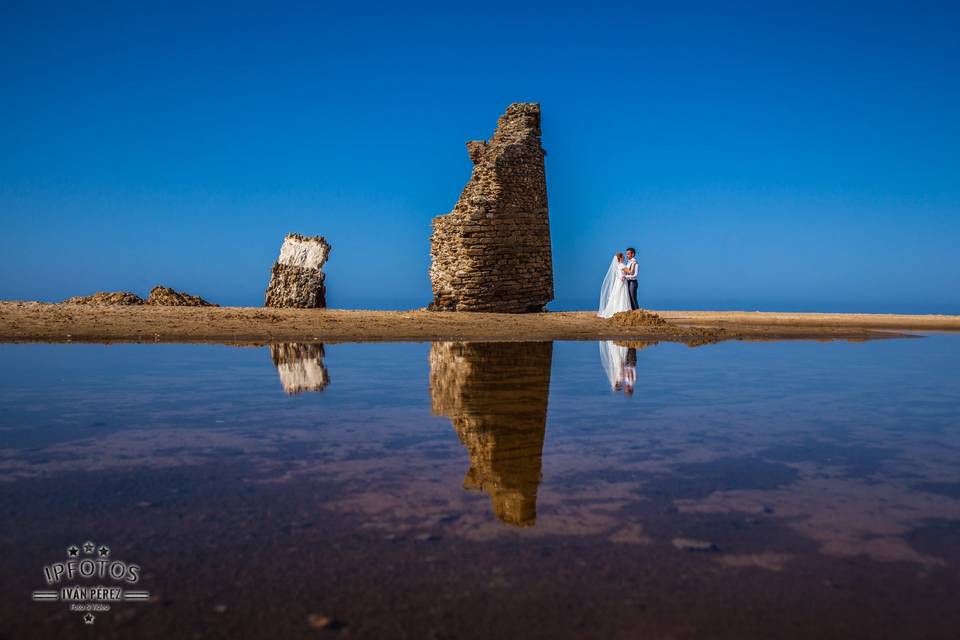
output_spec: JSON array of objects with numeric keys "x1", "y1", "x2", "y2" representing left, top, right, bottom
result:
[{"x1": 1, "y1": 302, "x2": 956, "y2": 344}]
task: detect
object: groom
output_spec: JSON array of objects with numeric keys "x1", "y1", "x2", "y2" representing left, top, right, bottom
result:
[{"x1": 621, "y1": 247, "x2": 639, "y2": 310}]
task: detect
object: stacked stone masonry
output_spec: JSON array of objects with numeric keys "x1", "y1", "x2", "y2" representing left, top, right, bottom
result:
[{"x1": 429, "y1": 103, "x2": 554, "y2": 312}]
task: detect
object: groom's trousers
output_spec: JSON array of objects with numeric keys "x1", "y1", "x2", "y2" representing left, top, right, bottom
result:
[{"x1": 627, "y1": 280, "x2": 639, "y2": 310}]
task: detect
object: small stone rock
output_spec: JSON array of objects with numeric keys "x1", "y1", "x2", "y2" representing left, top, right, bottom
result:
[
  {"x1": 146, "y1": 285, "x2": 216, "y2": 306},
  {"x1": 63, "y1": 291, "x2": 144, "y2": 305}
]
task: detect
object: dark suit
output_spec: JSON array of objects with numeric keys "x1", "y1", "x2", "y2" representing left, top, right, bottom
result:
[{"x1": 623, "y1": 257, "x2": 639, "y2": 310}]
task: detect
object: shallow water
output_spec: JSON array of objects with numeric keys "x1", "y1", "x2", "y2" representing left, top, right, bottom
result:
[{"x1": 1, "y1": 337, "x2": 959, "y2": 639}]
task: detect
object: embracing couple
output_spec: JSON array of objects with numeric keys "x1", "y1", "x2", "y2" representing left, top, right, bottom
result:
[{"x1": 597, "y1": 247, "x2": 639, "y2": 318}]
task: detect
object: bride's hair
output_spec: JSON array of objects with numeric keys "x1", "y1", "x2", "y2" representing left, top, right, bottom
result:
[{"x1": 615, "y1": 252, "x2": 624, "y2": 262}]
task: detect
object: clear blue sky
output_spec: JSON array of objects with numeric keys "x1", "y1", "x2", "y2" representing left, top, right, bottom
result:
[{"x1": 2, "y1": 1, "x2": 958, "y2": 312}]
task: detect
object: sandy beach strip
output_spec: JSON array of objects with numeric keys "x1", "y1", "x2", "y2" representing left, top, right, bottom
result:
[
  {"x1": 0, "y1": 302, "x2": 957, "y2": 344},
  {"x1": 656, "y1": 310, "x2": 960, "y2": 330}
]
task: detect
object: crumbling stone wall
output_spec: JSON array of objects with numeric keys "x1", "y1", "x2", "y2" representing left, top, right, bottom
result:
[
  {"x1": 429, "y1": 341, "x2": 553, "y2": 526},
  {"x1": 429, "y1": 103, "x2": 554, "y2": 313},
  {"x1": 264, "y1": 233, "x2": 331, "y2": 308}
]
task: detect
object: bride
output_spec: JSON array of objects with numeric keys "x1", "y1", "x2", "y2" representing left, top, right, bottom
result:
[{"x1": 597, "y1": 252, "x2": 633, "y2": 318}]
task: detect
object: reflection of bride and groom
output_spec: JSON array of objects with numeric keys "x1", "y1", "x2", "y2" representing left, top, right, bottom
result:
[{"x1": 599, "y1": 341, "x2": 637, "y2": 396}]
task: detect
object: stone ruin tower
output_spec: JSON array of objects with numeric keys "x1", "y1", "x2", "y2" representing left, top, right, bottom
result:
[
  {"x1": 429, "y1": 103, "x2": 554, "y2": 313},
  {"x1": 264, "y1": 233, "x2": 331, "y2": 308}
]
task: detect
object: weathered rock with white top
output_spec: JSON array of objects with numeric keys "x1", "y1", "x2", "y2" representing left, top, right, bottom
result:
[{"x1": 264, "y1": 233, "x2": 331, "y2": 308}]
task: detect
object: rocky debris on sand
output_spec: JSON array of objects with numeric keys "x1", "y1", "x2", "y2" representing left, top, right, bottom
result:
[
  {"x1": 429, "y1": 103, "x2": 553, "y2": 313},
  {"x1": 63, "y1": 291, "x2": 145, "y2": 305},
  {"x1": 146, "y1": 286, "x2": 216, "y2": 307},
  {"x1": 64, "y1": 286, "x2": 215, "y2": 306},
  {"x1": 264, "y1": 233, "x2": 331, "y2": 308}
]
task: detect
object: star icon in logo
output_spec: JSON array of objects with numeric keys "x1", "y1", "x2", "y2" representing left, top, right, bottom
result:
[
  {"x1": 82, "y1": 541, "x2": 95, "y2": 554},
  {"x1": 98, "y1": 545, "x2": 110, "y2": 558},
  {"x1": 83, "y1": 613, "x2": 95, "y2": 624},
  {"x1": 67, "y1": 545, "x2": 79, "y2": 557}
]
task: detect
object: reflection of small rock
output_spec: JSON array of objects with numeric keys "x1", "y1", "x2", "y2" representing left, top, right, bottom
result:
[
  {"x1": 672, "y1": 537, "x2": 719, "y2": 552},
  {"x1": 416, "y1": 532, "x2": 442, "y2": 542},
  {"x1": 716, "y1": 553, "x2": 791, "y2": 572},
  {"x1": 307, "y1": 613, "x2": 330, "y2": 629},
  {"x1": 609, "y1": 524, "x2": 653, "y2": 545},
  {"x1": 307, "y1": 613, "x2": 344, "y2": 630}
]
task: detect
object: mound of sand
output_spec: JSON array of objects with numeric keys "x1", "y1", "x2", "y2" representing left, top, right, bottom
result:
[
  {"x1": 609, "y1": 310, "x2": 673, "y2": 329},
  {"x1": 609, "y1": 310, "x2": 734, "y2": 344}
]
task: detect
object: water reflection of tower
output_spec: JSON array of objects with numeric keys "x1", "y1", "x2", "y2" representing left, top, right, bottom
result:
[
  {"x1": 429, "y1": 342, "x2": 553, "y2": 527},
  {"x1": 269, "y1": 343, "x2": 330, "y2": 394}
]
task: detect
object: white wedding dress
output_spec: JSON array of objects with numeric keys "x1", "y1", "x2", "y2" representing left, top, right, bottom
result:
[
  {"x1": 599, "y1": 340, "x2": 628, "y2": 389},
  {"x1": 597, "y1": 257, "x2": 632, "y2": 318}
]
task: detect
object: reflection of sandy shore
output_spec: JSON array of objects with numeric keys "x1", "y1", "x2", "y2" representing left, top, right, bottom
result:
[{"x1": 2, "y1": 302, "x2": 956, "y2": 343}]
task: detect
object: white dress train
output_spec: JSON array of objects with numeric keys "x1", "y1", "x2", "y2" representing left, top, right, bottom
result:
[{"x1": 597, "y1": 257, "x2": 633, "y2": 318}]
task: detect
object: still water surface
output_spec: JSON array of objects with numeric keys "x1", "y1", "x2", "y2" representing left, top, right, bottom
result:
[{"x1": 1, "y1": 337, "x2": 958, "y2": 638}]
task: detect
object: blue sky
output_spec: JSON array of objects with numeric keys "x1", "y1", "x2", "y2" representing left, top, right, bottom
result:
[{"x1": 2, "y1": 1, "x2": 958, "y2": 312}]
